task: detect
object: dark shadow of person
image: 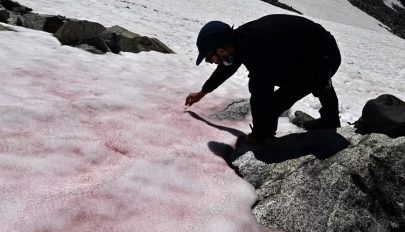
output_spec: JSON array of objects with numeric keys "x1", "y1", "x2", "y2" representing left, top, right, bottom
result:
[
  {"x1": 235, "y1": 129, "x2": 350, "y2": 164},
  {"x1": 186, "y1": 111, "x2": 350, "y2": 166}
]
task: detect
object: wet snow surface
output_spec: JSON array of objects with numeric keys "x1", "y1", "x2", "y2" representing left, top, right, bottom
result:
[{"x1": 1, "y1": 0, "x2": 405, "y2": 231}]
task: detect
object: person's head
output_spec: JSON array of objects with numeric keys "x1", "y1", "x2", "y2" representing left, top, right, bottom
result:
[{"x1": 196, "y1": 21, "x2": 234, "y2": 66}]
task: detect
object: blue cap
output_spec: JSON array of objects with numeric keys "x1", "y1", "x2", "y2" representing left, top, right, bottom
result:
[{"x1": 196, "y1": 21, "x2": 232, "y2": 66}]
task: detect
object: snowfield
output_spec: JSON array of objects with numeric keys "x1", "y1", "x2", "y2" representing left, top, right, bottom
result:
[
  {"x1": 278, "y1": 0, "x2": 392, "y2": 32},
  {"x1": 1, "y1": 0, "x2": 404, "y2": 231}
]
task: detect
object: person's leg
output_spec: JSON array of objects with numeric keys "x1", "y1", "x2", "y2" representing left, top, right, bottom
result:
[
  {"x1": 304, "y1": 79, "x2": 340, "y2": 130},
  {"x1": 249, "y1": 80, "x2": 311, "y2": 140},
  {"x1": 317, "y1": 80, "x2": 340, "y2": 122},
  {"x1": 249, "y1": 80, "x2": 275, "y2": 140}
]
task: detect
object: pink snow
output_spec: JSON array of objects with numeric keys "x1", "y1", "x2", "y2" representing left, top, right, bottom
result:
[{"x1": 0, "y1": 27, "x2": 271, "y2": 231}]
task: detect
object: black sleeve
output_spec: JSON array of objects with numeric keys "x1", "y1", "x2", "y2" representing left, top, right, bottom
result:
[{"x1": 201, "y1": 61, "x2": 242, "y2": 93}]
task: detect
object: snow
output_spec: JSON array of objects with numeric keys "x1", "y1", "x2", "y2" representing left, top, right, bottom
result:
[
  {"x1": 279, "y1": 0, "x2": 391, "y2": 32},
  {"x1": 0, "y1": 25, "x2": 268, "y2": 231},
  {"x1": 1, "y1": 0, "x2": 405, "y2": 231},
  {"x1": 384, "y1": 0, "x2": 405, "y2": 9}
]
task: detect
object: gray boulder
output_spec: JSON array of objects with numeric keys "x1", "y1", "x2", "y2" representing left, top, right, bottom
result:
[
  {"x1": 211, "y1": 99, "x2": 250, "y2": 120},
  {"x1": 107, "y1": 25, "x2": 174, "y2": 54},
  {"x1": 100, "y1": 28, "x2": 121, "y2": 54},
  {"x1": 43, "y1": 15, "x2": 66, "y2": 33},
  {"x1": 23, "y1": 13, "x2": 65, "y2": 33},
  {"x1": 22, "y1": 12, "x2": 47, "y2": 31},
  {"x1": 54, "y1": 20, "x2": 106, "y2": 46},
  {"x1": 210, "y1": 99, "x2": 290, "y2": 121},
  {"x1": 54, "y1": 20, "x2": 114, "y2": 54},
  {"x1": 232, "y1": 127, "x2": 405, "y2": 232},
  {"x1": 7, "y1": 12, "x2": 22, "y2": 26}
]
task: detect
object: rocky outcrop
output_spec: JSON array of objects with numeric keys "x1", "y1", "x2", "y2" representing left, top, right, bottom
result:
[
  {"x1": 211, "y1": 99, "x2": 251, "y2": 120},
  {"x1": 210, "y1": 99, "x2": 290, "y2": 121},
  {"x1": 23, "y1": 13, "x2": 66, "y2": 33},
  {"x1": 53, "y1": 20, "x2": 118, "y2": 54},
  {"x1": 232, "y1": 127, "x2": 405, "y2": 232},
  {"x1": 107, "y1": 25, "x2": 173, "y2": 54},
  {"x1": 0, "y1": 0, "x2": 173, "y2": 54}
]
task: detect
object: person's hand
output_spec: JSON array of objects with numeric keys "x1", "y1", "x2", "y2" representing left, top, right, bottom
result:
[{"x1": 185, "y1": 91, "x2": 207, "y2": 107}]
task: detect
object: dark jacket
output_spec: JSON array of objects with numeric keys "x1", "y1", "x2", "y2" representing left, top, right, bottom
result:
[{"x1": 201, "y1": 14, "x2": 341, "y2": 93}]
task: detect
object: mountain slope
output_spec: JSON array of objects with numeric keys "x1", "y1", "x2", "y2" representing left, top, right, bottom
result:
[
  {"x1": 0, "y1": 0, "x2": 404, "y2": 231},
  {"x1": 277, "y1": 0, "x2": 390, "y2": 33}
]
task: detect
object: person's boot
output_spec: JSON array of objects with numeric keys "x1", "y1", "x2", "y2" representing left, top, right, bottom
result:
[
  {"x1": 246, "y1": 124, "x2": 275, "y2": 144},
  {"x1": 303, "y1": 117, "x2": 341, "y2": 131}
]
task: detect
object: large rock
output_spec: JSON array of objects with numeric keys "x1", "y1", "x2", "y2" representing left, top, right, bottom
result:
[
  {"x1": 43, "y1": 15, "x2": 66, "y2": 33},
  {"x1": 211, "y1": 99, "x2": 251, "y2": 120},
  {"x1": 210, "y1": 99, "x2": 290, "y2": 121},
  {"x1": 1, "y1": 2, "x2": 173, "y2": 55},
  {"x1": 107, "y1": 25, "x2": 174, "y2": 54},
  {"x1": 6, "y1": 11, "x2": 22, "y2": 26},
  {"x1": 54, "y1": 20, "x2": 114, "y2": 54},
  {"x1": 54, "y1": 20, "x2": 106, "y2": 46},
  {"x1": 23, "y1": 12, "x2": 65, "y2": 33},
  {"x1": 232, "y1": 127, "x2": 405, "y2": 232},
  {"x1": 22, "y1": 12, "x2": 48, "y2": 31}
]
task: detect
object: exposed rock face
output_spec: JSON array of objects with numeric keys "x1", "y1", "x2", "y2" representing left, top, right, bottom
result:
[
  {"x1": 107, "y1": 25, "x2": 173, "y2": 54},
  {"x1": 232, "y1": 127, "x2": 405, "y2": 232},
  {"x1": 0, "y1": 1, "x2": 174, "y2": 55},
  {"x1": 53, "y1": 20, "x2": 118, "y2": 54},
  {"x1": 22, "y1": 13, "x2": 66, "y2": 33},
  {"x1": 43, "y1": 15, "x2": 65, "y2": 33},
  {"x1": 210, "y1": 99, "x2": 290, "y2": 121},
  {"x1": 54, "y1": 20, "x2": 106, "y2": 45},
  {"x1": 211, "y1": 99, "x2": 251, "y2": 120}
]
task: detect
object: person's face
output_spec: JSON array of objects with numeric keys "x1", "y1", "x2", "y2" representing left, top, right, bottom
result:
[
  {"x1": 205, "y1": 51, "x2": 220, "y2": 64},
  {"x1": 205, "y1": 48, "x2": 232, "y2": 65}
]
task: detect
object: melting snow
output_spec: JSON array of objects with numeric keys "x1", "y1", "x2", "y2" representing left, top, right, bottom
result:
[{"x1": 1, "y1": 0, "x2": 405, "y2": 231}]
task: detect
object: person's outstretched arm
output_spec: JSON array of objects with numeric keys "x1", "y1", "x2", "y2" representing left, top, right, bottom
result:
[
  {"x1": 185, "y1": 91, "x2": 208, "y2": 106},
  {"x1": 185, "y1": 61, "x2": 241, "y2": 107}
]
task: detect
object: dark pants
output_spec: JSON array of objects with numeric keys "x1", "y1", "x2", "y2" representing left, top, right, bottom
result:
[
  {"x1": 250, "y1": 78, "x2": 339, "y2": 137},
  {"x1": 249, "y1": 34, "x2": 341, "y2": 137}
]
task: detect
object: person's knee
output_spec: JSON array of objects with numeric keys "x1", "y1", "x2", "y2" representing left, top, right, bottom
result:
[{"x1": 312, "y1": 79, "x2": 333, "y2": 97}]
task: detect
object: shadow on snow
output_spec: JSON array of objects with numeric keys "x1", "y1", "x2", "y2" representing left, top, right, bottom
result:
[{"x1": 186, "y1": 111, "x2": 350, "y2": 166}]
